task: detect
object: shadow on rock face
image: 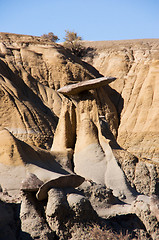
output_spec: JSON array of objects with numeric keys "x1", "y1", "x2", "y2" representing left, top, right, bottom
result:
[
  {"x1": 105, "y1": 214, "x2": 151, "y2": 239},
  {"x1": 19, "y1": 232, "x2": 34, "y2": 240}
]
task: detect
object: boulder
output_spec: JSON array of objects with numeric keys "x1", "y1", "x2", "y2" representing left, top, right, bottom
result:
[{"x1": 67, "y1": 193, "x2": 98, "y2": 221}]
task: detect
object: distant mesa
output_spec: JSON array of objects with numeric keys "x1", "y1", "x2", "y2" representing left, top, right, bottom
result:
[{"x1": 57, "y1": 76, "x2": 116, "y2": 96}]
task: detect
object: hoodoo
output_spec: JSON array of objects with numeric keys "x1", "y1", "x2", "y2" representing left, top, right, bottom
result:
[{"x1": 0, "y1": 33, "x2": 159, "y2": 239}]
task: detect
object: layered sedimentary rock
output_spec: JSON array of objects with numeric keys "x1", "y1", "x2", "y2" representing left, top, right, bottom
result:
[
  {"x1": 57, "y1": 76, "x2": 116, "y2": 95},
  {"x1": 0, "y1": 33, "x2": 159, "y2": 239},
  {"x1": 83, "y1": 39, "x2": 159, "y2": 160},
  {"x1": 0, "y1": 33, "x2": 118, "y2": 147}
]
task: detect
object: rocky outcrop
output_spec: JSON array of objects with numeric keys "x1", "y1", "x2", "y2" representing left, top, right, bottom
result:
[
  {"x1": 45, "y1": 188, "x2": 97, "y2": 239},
  {"x1": 0, "y1": 32, "x2": 106, "y2": 148},
  {"x1": 83, "y1": 39, "x2": 159, "y2": 160},
  {"x1": 113, "y1": 149, "x2": 159, "y2": 196},
  {"x1": 131, "y1": 195, "x2": 159, "y2": 240},
  {"x1": 20, "y1": 192, "x2": 56, "y2": 239},
  {"x1": 0, "y1": 33, "x2": 159, "y2": 239}
]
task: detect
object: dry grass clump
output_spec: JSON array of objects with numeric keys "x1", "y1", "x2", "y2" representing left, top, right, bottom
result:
[{"x1": 86, "y1": 224, "x2": 135, "y2": 240}]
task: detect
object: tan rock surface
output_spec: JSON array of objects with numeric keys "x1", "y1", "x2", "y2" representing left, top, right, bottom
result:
[
  {"x1": 0, "y1": 32, "x2": 106, "y2": 148},
  {"x1": 0, "y1": 33, "x2": 119, "y2": 194},
  {"x1": 83, "y1": 39, "x2": 159, "y2": 160},
  {"x1": 57, "y1": 76, "x2": 116, "y2": 95},
  {"x1": 55, "y1": 89, "x2": 136, "y2": 203},
  {"x1": 0, "y1": 128, "x2": 78, "y2": 194},
  {"x1": 0, "y1": 33, "x2": 159, "y2": 239}
]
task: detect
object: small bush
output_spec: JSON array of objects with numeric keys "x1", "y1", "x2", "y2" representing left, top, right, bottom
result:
[
  {"x1": 64, "y1": 30, "x2": 82, "y2": 42},
  {"x1": 63, "y1": 30, "x2": 85, "y2": 57},
  {"x1": 41, "y1": 32, "x2": 59, "y2": 42}
]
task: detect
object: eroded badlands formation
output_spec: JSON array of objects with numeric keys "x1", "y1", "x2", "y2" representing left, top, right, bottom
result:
[
  {"x1": 0, "y1": 33, "x2": 159, "y2": 239},
  {"x1": 83, "y1": 39, "x2": 159, "y2": 160}
]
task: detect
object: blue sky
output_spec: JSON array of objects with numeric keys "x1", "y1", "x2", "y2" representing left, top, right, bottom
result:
[{"x1": 1, "y1": 0, "x2": 159, "y2": 41}]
